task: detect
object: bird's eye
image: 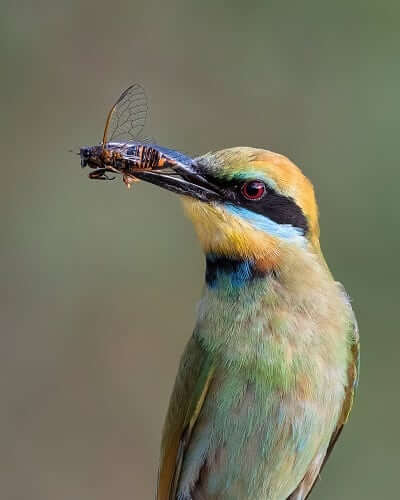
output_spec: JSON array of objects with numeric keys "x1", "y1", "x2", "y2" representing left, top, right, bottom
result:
[{"x1": 241, "y1": 180, "x2": 266, "y2": 201}]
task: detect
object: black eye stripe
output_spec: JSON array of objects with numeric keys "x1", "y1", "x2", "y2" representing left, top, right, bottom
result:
[
  {"x1": 237, "y1": 188, "x2": 308, "y2": 234},
  {"x1": 200, "y1": 175, "x2": 308, "y2": 235}
]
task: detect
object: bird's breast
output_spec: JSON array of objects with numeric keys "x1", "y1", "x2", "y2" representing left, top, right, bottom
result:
[
  {"x1": 176, "y1": 252, "x2": 354, "y2": 499},
  {"x1": 178, "y1": 354, "x2": 343, "y2": 499}
]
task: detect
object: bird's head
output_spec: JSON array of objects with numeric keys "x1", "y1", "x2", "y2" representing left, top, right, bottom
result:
[{"x1": 134, "y1": 147, "x2": 321, "y2": 272}]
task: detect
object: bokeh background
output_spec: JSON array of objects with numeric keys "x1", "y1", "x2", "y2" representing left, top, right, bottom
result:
[{"x1": 1, "y1": 1, "x2": 399, "y2": 498}]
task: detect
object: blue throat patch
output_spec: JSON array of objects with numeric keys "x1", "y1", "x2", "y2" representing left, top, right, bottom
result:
[{"x1": 205, "y1": 254, "x2": 267, "y2": 289}]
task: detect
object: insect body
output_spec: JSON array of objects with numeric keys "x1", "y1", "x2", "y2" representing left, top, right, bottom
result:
[
  {"x1": 81, "y1": 141, "x2": 174, "y2": 186},
  {"x1": 80, "y1": 84, "x2": 175, "y2": 187}
]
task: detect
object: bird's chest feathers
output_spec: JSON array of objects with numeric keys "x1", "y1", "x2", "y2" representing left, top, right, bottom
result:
[
  {"x1": 188, "y1": 255, "x2": 350, "y2": 498},
  {"x1": 196, "y1": 254, "x2": 350, "y2": 397}
]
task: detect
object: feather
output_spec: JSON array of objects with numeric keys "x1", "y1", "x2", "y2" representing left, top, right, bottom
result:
[
  {"x1": 157, "y1": 337, "x2": 216, "y2": 500},
  {"x1": 287, "y1": 314, "x2": 360, "y2": 500}
]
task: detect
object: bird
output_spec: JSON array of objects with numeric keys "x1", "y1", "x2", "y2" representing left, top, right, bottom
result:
[{"x1": 132, "y1": 146, "x2": 359, "y2": 499}]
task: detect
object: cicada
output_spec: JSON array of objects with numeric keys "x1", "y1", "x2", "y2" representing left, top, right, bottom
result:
[{"x1": 80, "y1": 84, "x2": 182, "y2": 187}]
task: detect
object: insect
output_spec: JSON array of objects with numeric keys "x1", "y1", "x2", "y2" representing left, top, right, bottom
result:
[{"x1": 80, "y1": 84, "x2": 176, "y2": 187}]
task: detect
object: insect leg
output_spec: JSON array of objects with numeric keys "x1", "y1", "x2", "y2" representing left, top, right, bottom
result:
[{"x1": 88, "y1": 169, "x2": 115, "y2": 181}]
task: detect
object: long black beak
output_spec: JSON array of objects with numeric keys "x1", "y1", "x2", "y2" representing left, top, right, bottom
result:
[{"x1": 132, "y1": 152, "x2": 223, "y2": 203}]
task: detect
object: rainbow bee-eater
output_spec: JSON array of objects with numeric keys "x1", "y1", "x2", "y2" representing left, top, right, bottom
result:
[
  {"x1": 85, "y1": 144, "x2": 359, "y2": 499},
  {"x1": 131, "y1": 147, "x2": 359, "y2": 500}
]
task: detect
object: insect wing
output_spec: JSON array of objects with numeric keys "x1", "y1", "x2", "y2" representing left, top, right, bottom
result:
[{"x1": 102, "y1": 84, "x2": 149, "y2": 145}]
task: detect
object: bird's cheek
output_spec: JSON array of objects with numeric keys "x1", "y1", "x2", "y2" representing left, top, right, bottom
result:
[
  {"x1": 181, "y1": 198, "x2": 279, "y2": 262},
  {"x1": 181, "y1": 199, "x2": 228, "y2": 251}
]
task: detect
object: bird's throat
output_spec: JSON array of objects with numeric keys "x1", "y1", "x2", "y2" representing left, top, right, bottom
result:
[{"x1": 205, "y1": 254, "x2": 272, "y2": 289}]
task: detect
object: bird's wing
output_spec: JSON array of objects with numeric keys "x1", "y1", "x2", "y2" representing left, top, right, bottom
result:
[
  {"x1": 287, "y1": 311, "x2": 360, "y2": 500},
  {"x1": 157, "y1": 335, "x2": 216, "y2": 500}
]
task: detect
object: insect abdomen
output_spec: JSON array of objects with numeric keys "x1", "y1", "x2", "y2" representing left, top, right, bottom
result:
[{"x1": 126, "y1": 145, "x2": 167, "y2": 171}]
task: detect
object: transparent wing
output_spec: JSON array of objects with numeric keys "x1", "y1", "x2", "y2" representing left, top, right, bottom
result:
[{"x1": 102, "y1": 84, "x2": 149, "y2": 144}]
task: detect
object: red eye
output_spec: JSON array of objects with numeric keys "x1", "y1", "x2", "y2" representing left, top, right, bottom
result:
[{"x1": 241, "y1": 180, "x2": 266, "y2": 201}]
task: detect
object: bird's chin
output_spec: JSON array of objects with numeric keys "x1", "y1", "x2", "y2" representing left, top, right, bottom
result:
[{"x1": 181, "y1": 198, "x2": 280, "y2": 264}]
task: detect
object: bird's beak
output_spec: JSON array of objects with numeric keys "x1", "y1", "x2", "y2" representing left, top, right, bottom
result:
[{"x1": 132, "y1": 152, "x2": 223, "y2": 203}]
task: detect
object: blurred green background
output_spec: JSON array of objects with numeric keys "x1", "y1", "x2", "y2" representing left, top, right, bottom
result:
[{"x1": 1, "y1": 1, "x2": 398, "y2": 498}]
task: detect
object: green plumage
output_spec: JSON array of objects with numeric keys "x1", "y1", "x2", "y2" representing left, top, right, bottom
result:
[{"x1": 161, "y1": 252, "x2": 358, "y2": 499}]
